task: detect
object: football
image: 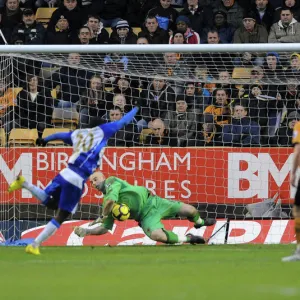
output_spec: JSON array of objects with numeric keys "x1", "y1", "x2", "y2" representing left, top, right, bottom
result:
[{"x1": 112, "y1": 204, "x2": 130, "y2": 221}]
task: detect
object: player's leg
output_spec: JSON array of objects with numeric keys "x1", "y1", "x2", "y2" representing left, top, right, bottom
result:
[
  {"x1": 282, "y1": 202, "x2": 300, "y2": 262},
  {"x1": 178, "y1": 203, "x2": 216, "y2": 229},
  {"x1": 141, "y1": 197, "x2": 206, "y2": 245},
  {"x1": 8, "y1": 175, "x2": 49, "y2": 203},
  {"x1": 26, "y1": 175, "x2": 83, "y2": 255}
]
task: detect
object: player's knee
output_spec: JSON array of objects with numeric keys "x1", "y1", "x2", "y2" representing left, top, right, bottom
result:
[
  {"x1": 179, "y1": 203, "x2": 197, "y2": 216},
  {"x1": 55, "y1": 209, "x2": 71, "y2": 224},
  {"x1": 150, "y1": 229, "x2": 167, "y2": 243},
  {"x1": 293, "y1": 205, "x2": 300, "y2": 218}
]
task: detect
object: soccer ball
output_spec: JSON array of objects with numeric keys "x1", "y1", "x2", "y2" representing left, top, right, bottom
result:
[{"x1": 112, "y1": 204, "x2": 130, "y2": 221}]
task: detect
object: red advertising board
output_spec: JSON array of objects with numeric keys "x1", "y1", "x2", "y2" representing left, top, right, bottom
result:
[
  {"x1": 0, "y1": 147, "x2": 294, "y2": 205},
  {"x1": 21, "y1": 219, "x2": 295, "y2": 245}
]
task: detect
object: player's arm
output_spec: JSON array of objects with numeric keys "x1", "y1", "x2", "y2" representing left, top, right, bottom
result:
[
  {"x1": 74, "y1": 223, "x2": 109, "y2": 237},
  {"x1": 100, "y1": 106, "x2": 139, "y2": 138},
  {"x1": 37, "y1": 132, "x2": 73, "y2": 146}
]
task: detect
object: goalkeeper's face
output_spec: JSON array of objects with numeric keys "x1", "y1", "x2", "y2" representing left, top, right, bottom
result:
[{"x1": 90, "y1": 172, "x2": 106, "y2": 191}]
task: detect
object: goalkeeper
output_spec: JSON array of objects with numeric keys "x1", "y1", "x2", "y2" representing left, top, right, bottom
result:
[{"x1": 74, "y1": 172, "x2": 216, "y2": 245}]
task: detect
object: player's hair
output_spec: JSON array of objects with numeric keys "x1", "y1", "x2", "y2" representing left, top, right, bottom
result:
[
  {"x1": 109, "y1": 106, "x2": 123, "y2": 113},
  {"x1": 207, "y1": 28, "x2": 219, "y2": 36},
  {"x1": 280, "y1": 6, "x2": 293, "y2": 14},
  {"x1": 78, "y1": 26, "x2": 92, "y2": 35}
]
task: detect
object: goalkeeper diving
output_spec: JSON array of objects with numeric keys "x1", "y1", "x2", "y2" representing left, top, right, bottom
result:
[
  {"x1": 74, "y1": 172, "x2": 216, "y2": 245},
  {"x1": 8, "y1": 106, "x2": 139, "y2": 255}
]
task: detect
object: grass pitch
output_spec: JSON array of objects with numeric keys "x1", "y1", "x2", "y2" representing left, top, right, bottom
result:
[{"x1": 0, "y1": 245, "x2": 300, "y2": 300}]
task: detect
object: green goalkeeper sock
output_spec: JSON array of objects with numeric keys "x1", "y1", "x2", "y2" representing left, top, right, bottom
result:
[
  {"x1": 188, "y1": 212, "x2": 204, "y2": 226},
  {"x1": 163, "y1": 230, "x2": 180, "y2": 244}
]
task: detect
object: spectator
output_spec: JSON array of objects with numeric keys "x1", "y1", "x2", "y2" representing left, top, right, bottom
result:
[
  {"x1": 169, "y1": 15, "x2": 200, "y2": 44},
  {"x1": 78, "y1": 75, "x2": 106, "y2": 128},
  {"x1": 275, "y1": 0, "x2": 300, "y2": 22},
  {"x1": 285, "y1": 52, "x2": 300, "y2": 79},
  {"x1": 250, "y1": 66, "x2": 265, "y2": 83},
  {"x1": 222, "y1": 101, "x2": 260, "y2": 146},
  {"x1": 164, "y1": 95, "x2": 197, "y2": 146},
  {"x1": 0, "y1": 81, "x2": 18, "y2": 133},
  {"x1": 263, "y1": 51, "x2": 285, "y2": 80},
  {"x1": 269, "y1": 7, "x2": 300, "y2": 42},
  {"x1": 106, "y1": 106, "x2": 138, "y2": 146},
  {"x1": 109, "y1": 20, "x2": 138, "y2": 44},
  {"x1": 45, "y1": 15, "x2": 72, "y2": 44},
  {"x1": 169, "y1": 30, "x2": 186, "y2": 43},
  {"x1": 251, "y1": 0, "x2": 275, "y2": 31},
  {"x1": 140, "y1": 75, "x2": 176, "y2": 123},
  {"x1": 46, "y1": 53, "x2": 93, "y2": 107},
  {"x1": 138, "y1": 15, "x2": 169, "y2": 44},
  {"x1": 106, "y1": 75, "x2": 140, "y2": 109},
  {"x1": 160, "y1": 52, "x2": 191, "y2": 79},
  {"x1": 48, "y1": 0, "x2": 83, "y2": 32},
  {"x1": 206, "y1": 28, "x2": 221, "y2": 44},
  {"x1": 194, "y1": 114, "x2": 219, "y2": 146},
  {"x1": 214, "y1": 0, "x2": 244, "y2": 30},
  {"x1": 245, "y1": 84, "x2": 283, "y2": 143},
  {"x1": 0, "y1": 0, "x2": 22, "y2": 44},
  {"x1": 99, "y1": 0, "x2": 127, "y2": 27},
  {"x1": 210, "y1": 10, "x2": 235, "y2": 43},
  {"x1": 273, "y1": 111, "x2": 300, "y2": 146},
  {"x1": 233, "y1": 12, "x2": 269, "y2": 43},
  {"x1": 200, "y1": 30, "x2": 233, "y2": 76},
  {"x1": 179, "y1": 0, "x2": 214, "y2": 39},
  {"x1": 86, "y1": 15, "x2": 109, "y2": 44},
  {"x1": 280, "y1": 79, "x2": 300, "y2": 115},
  {"x1": 203, "y1": 88, "x2": 232, "y2": 142},
  {"x1": 233, "y1": 51, "x2": 263, "y2": 67},
  {"x1": 72, "y1": 26, "x2": 93, "y2": 44},
  {"x1": 15, "y1": 75, "x2": 57, "y2": 136},
  {"x1": 184, "y1": 81, "x2": 210, "y2": 113},
  {"x1": 142, "y1": 118, "x2": 171, "y2": 146},
  {"x1": 11, "y1": 8, "x2": 45, "y2": 44},
  {"x1": 148, "y1": 0, "x2": 179, "y2": 30}
]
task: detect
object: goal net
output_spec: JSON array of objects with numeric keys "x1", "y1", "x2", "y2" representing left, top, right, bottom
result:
[{"x1": 0, "y1": 44, "x2": 297, "y2": 246}]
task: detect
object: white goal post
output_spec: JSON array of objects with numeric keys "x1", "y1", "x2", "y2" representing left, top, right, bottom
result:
[{"x1": 0, "y1": 43, "x2": 298, "y2": 246}]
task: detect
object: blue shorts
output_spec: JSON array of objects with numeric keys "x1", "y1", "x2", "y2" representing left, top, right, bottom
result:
[{"x1": 44, "y1": 168, "x2": 85, "y2": 213}]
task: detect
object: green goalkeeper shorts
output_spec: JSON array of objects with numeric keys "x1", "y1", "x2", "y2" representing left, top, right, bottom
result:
[{"x1": 140, "y1": 195, "x2": 183, "y2": 237}]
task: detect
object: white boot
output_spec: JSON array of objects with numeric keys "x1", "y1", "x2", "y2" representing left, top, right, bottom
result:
[{"x1": 282, "y1": 247, "x2": 300, "y2": 262}]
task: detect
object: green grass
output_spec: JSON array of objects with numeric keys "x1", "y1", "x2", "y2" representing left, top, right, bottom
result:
[{"x1": 1, "y1": 245, "x2": 300, "y2": 300}]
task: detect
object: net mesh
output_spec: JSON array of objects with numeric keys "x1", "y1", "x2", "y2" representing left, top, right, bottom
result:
[{"x1": 0, "y1": 49, "x2": 297, "y2": 245}]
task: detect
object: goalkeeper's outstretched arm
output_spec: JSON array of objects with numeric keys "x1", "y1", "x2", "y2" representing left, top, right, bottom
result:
[{"x1": 74, "y1": 224, "x2": 109, "y2": 237}]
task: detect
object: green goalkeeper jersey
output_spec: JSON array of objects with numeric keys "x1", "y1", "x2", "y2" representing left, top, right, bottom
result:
[{"x1": 102, "y1": 176, "x2": 150, "y2": 230}]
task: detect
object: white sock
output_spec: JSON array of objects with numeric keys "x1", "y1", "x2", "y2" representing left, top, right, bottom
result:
[
  {"x1": 178, "y1": 236, "x2": 188, "y2": 243},
  {"x1": 195, "y1": 216, "x2": 204, "y2": 225},
  {"x1": 297, "y1": 244, "x2": 300, "y2": 252},
  {"x1": 33, "y1": 219, "x2": 60, "y2": 247},
  {"x1": 22, "y1": 181, "x2": 48, "y2": 203}
]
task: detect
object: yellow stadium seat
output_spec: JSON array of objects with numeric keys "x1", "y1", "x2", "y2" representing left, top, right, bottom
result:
[
  {"x1": 232, "y1": 67, "x2": 252, "y2": 79},
  {"x1": 42, "y1": 128, "x2": 71, "y2": 146},
  {"x1": 133, "y1": 27, "x2": 142, "y2": 35},
  {"x1": 52, "y1": 107, "x2": 79, "y2": 129},
  {"x1": 8, "y1": 129, "x2": 38, "y2": 147},
  {"x1": 0, "y1": 128, "x2": 6, "y2": 146},
  {"x1": 36, "y1": 7, "x2": 57, "y2": 27}
]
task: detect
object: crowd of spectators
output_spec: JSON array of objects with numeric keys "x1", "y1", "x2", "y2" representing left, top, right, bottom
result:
[{"x1": 0, "y1": 0, "x2": 300, "y2": 147}]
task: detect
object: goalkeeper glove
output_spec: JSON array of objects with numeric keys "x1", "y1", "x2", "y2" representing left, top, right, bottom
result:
[{"x1": 36, "y1": 138, "x2": 47, "y2": 147}]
